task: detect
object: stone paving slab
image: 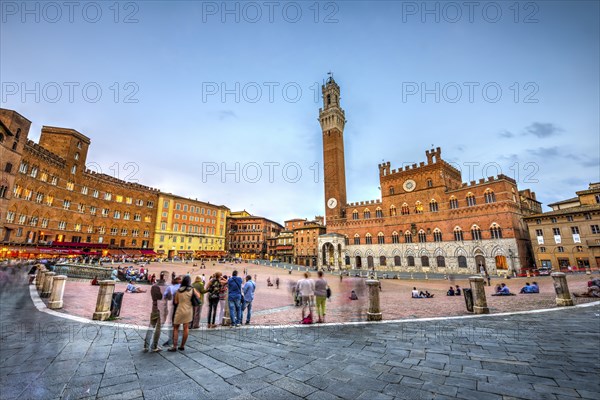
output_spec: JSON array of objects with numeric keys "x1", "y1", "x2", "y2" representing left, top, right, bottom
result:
[{"x1": 1, "y1": 265, "x2": 599, "y2": 400}]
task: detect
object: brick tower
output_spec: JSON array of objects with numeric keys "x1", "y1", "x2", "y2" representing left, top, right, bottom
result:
[{"x1": 319, "y1": 75, "x2": 347, "y2": 223}]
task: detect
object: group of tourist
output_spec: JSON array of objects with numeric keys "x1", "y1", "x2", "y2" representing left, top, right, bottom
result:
[
  {"x1": 109, "y1": 265, "x2": 155, "y2": 284},
  {"x1": 143, "y1": 270, "x2": 257, "y2": 353},
  {"x1": 292, "y1": 271, "x2": 330, "y2": 324},
  {"x1": 446, "y1": 285, "x2": 462, "y2": 296},
  {"x1": 412, "y1": 287, "x2": 434, "y2": 298}
]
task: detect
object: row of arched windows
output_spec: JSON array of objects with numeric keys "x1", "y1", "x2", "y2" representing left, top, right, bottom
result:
[
  {"x1": 344, "y1": 224, "x2": 503, "y2": 245},
  {"x1": 346, "y1": 255, "x2": 469, "y2": 268},
  {"x1": 352, "y1": 190, "x2": 497, "y2": 220}
]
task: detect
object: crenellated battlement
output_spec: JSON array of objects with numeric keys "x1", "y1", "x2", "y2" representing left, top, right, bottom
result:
[
  {"x1": 346, "y1": 199, "x2": 382, "y2": 208},
  {"x1": 456, "y1": 174, "x2": 516, "y2": 190},
  {"x1": 83, "y1": 169, "x2": 160, "y2": 192}
]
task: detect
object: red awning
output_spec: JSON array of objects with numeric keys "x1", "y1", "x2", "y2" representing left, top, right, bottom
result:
[{"x1": 140, "y1": 250, "x2": 158, "y2": 255}]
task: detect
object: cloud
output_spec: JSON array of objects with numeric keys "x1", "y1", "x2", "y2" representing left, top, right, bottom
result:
[
  {"x1": 218, "y1": 110, "x2": 237, "y2": 120},
  {"x1": 527, "y1": 147, "x2": 560, "y2": 158},
  {"x1": 498, "y1": 130, "x2": 514, "y2": 138},
  {"x1": 523, "y1": 122, "x2": 562, "y2": 138},
  {"x1": 498, "y1": 153, "x2": 519, "y2": 162},
  {"x1": 567, "y1": 153, "x2": 600, "y2": 168}
]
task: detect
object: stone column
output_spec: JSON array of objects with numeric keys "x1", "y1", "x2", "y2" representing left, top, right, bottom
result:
[
  {"x1": 366, "y1": 279, "x2": 382, "y2": 321},
  {"x1": 41, "y1": 272, "x2": 55, "y2": 298},
  {"x1": 551, "y1": 272, "x2": 574, "y2": 306},
  {"x1": 36, "y1": 268, "x2": 47, "y2": 292},
  {"x1": 222, "y1": 289, "x2": 231, "y2": 326},
  {"x1": 93, "y1": 280, "x2": 116, "y2": 321},
  {"x1": 48, "y1": 275, "x2": 67, "y2": 309},
  {"x1": 468, "y1": 276, "x2": 489, "y2": 314}
]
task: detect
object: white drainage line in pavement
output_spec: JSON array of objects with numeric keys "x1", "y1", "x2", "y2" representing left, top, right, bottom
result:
[{"x1": 29, "y1": 284, "x2": 600, "y2": 332}]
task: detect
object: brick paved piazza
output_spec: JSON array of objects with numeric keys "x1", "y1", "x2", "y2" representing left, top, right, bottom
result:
[
  {"x1": 56, "y1": 261, "x2": 598, "y2": 326},
  {"x1": 1, "y1": 265, "x2": 599, "y2": 400}
]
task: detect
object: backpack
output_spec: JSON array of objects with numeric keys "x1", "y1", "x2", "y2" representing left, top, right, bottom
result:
[{"x1": 209, "y1": 280, "x2": 221, "y2": 300}]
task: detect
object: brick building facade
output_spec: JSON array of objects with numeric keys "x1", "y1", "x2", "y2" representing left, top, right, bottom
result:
[
  {"x1": 226, "y1": 211, "x2": 283, "y2": 259},
  {"x1": 0, "y1": 108, "x2": 159, "y2": 258},
  {"x1": 316, "y1": 78, "x2": 541, "y2": 275},
  {"x1": 524, "y1": 183, "x2": 600, "y2": 271},
  {"x1": 294, "y1": 219, "x2": 326, "y2": 267}
]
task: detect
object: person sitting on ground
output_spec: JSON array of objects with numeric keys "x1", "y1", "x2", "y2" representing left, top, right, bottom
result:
[
  {"x1": 447, "y1": 286, "x2": 455, "y2": 296},
  {"x1": 110, "y1": 268, "x2": 119, "y2": 281},
  {"x1": 455, "y1": 285, "x2": 461, "y2": 296},
  {"x1": 126, "y1": 282, "x2": 147, "y2": 293},
  {"x1": 520, "y1": 282, "x2": 539, "y2": 294},
  {"x1": 491, "y1": 282, "x2": 514, "y2": 296},
  {"x1": 349, "y1": 290, "x2": 359, "y2": 300},
  {"x1": 412, "y1": 287, "x2": 421, "y2": 298},
  {"x1": 424, "y1": 291, "x2": 434, "y2": 298},
  {"x1": 91, "y1": 276, "x2": 99, "y2": 286},
  {"x1": 573, "y1": 278, "x2": 600, "y2": 297}
]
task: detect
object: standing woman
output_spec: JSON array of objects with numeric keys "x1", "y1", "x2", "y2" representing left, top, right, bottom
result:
[
  {"x1": 206, "y1": 272, "x2": 225, "y2": 328},
  {"x1": 314, "y1": 271, "x2": 328, "y2": 323},
  {"x1": 169, "y1": 275, "x2": 199, "y2": 351},
  {"x1": 191, "y1": 276, "x2": 208, "y2": 329}
]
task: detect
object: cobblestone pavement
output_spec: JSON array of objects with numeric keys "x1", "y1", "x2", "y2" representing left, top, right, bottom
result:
[
  {"x1": 1, "y1": 266, "x2": 599, "y2": 400},
  {"x1": 56, "y1": 262, "x2": 597, "y2": 326}
]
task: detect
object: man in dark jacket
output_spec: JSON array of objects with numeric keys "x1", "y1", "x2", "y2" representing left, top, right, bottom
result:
[{"x1": 227, "y1": 270, "x2": 243, "y2": 327}]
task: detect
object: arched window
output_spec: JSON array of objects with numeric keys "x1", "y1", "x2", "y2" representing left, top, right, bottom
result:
[
  {"x1": 454, "y1": 226, "x2": 464, "y2": 241},
  {"x1": 449, "y1": 196, "x2": 459, "y2": 209},
  {"x1": 490, "y1": 223, "x2": 503, "y2": 239},
  {"x1": 466, "y1": 193, "x2": 476, "y2": 207},
  {"x1": 433, "y1": 228, "x2": 442, "y2": 242},
  {"x1": 344, "y1": 235, "x2": 349, "y2": 245},
  {"x1": 421, "y1": 256, "x2": 430, "y2": 267},
  {"x1": 394, "y1": 255, "x2": 401, "y2": 266},
  {"x1": 415, "y1": 201, "x2": 423, "y2": 214},
  {"x1": 379, "y1": 256, "x2": 386, "y2": 266},
  {"x1": 418, "y1": 230, "x2": 427, "y2": 243},
  {"x1": 390, "y1": 205, "x2": 397, "y2": 216},
  {"x1": 377, "y1": 232, "x2": 385, "y2": 244},
  {"x1": 391, "y1": 231, "x2": 399, "y2": 244},
  {"x1": 427, "y1": 179, "x2": 433, "y2": 188},
  {"x1": 375, "y1": 207, "x2": 383, "y2": 218},
  {"x1": 353, "y1": 234, "x2": 360, "y2": 245},
  {"x1": 407, "y1": 256, "x2": 415, "y2": 266},
  {"x1": 352, "y1": 210, "x2": 359, "y2": 220},
  {"x1": 401, "y1": 203, "x2": 410, "y2": 215},
  {"x1": 471, "y1": 225, "x2": 482, "y2": 240},
  {"x1": 484, "y1": 189, "x2": 496, "y2": 203},
  {"x1": 429, "y1": 199, "x2": 439, "y2": 212},
  {"x1": 458, "y1": 256, "x2": 467, "y2": 268},
  {"x1": 367, "y1": 256, "x2": 374, "y2": 268},
  {"x1": 404, "y1": 232, "x2": 413, "y2": 243},
  {"x1": 365, "y1": 233, "x2": 373, "y2": 245},
  {"x1": 364, "y1": 209, "x2": 371, "y2": 219},
  {"x1": 389, "y1": 186, "x2": 395, "y2": 195},
  {"x1": 327, "y1": 94, "x2": 331, "y2": 105},
  {"x1": 437, "y1": 256, "x2": 445, "y2": 267}
]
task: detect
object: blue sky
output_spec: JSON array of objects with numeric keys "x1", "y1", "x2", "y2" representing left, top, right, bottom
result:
[{"x1": 2, "y1": 1, "x2": 599, "y2": 223}]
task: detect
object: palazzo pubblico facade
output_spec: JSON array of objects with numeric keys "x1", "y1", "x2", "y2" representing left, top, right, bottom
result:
[{"x1": 317, "y1": 77, "x2": 542, "y2": 275}]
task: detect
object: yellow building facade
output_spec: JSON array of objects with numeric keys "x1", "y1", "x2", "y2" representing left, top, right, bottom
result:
[{"x1": 153, "y1": 193, "x2": 229, "y2": 259}]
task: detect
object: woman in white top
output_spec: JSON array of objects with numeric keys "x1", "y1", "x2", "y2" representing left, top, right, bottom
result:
[{"x1": 296, "y1": 272, "x2": 315, "y2": 321}]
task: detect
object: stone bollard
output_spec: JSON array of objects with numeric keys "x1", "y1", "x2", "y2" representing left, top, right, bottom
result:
[
  {"x1": 48, "y1": 275, "x2": 67, "y2": 309},
  {"x1": 93, "y1": 280, "x2": 116, "y2": 321},
  {"x1": 366, "y1": 279, "x2": 382, "y2": 321},
  {"x1": 468, "y1": 276, "x2": 489, "y2": 314},
  {"x1": 222, "y1": 289, "x2": 231, "y2": 326},
  {"x1": 551, "y1": 272, "x2": 574, "y2": 306},
  {"x1": 41, "y1": 272, "x2": 55, "y2": 298},
  {"x1": 36, "y1": 268, "x2": 47, "y2": 292}
]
